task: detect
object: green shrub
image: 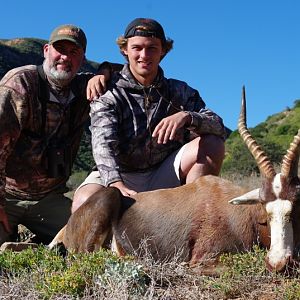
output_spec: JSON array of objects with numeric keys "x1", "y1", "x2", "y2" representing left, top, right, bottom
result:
[
  {"x1": 0, "y1": 246, "x2": 65, "y2": 275},
  {"x1": 0, "y1": 247, "x2": 146, "y2": 299},
  {"x1": 219, "y1": 245, "x2": 267, "y2": 277}
]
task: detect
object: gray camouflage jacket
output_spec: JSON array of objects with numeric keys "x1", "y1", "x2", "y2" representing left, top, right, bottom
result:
[
  {"x1": 0, "y1": 65, "x2": 92, "y2": 206},
  {"x1": 90, "y1": 64, "x2": 226, "y2": 186}
]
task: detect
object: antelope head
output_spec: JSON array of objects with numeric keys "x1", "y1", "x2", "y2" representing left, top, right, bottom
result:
[{"x1": 230, "y1": 86, "x2": 300, "y2": 272}]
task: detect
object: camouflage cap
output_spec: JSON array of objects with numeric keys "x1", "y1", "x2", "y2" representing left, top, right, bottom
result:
[{"x1": 49, "y1": 24, "x2": 87, "y2": 52}]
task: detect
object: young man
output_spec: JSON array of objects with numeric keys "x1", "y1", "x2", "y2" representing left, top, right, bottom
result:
[
  {"x1": 72, "y1": 18, "x2": 226, "y2": 211},
  {"x1": 0, "y1": 24, "x2": 106, "y2": 245}
]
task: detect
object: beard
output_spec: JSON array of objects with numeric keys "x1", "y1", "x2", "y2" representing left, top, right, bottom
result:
[
  {"x1": 43, "y1": 58, "x2": 74, "y2": 86},
  {"x1": 49, "y1": 67, "x2": 73, "y2": 80}
]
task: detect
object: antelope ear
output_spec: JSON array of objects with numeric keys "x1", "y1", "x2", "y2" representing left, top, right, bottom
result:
[{"x1": 229, "y1": 188, "x2": 261, "y2": 205}]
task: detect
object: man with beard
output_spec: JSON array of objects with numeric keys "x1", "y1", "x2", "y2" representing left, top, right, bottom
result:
[{"x1": 0, "y1": 24, "x2": 107, "y2": 246}]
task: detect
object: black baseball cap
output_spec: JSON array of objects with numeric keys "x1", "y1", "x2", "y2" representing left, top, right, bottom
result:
[{"x1": 124, "y1": 18, "x2": 166, "y2": 43}]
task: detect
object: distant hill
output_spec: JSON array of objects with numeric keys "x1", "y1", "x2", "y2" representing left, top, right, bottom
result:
[{"x1": 0, "y1": 38, "x2": 99, "y2": 78}]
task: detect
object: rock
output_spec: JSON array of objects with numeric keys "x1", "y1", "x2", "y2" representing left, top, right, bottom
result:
[{"x1": 0, "y1": 242, "x2": 39, "y2": 252}]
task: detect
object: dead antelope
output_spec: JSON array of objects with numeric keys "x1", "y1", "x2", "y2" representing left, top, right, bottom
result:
[{"x1": 50, "y1": 87, "x2": 300, "y2": 272}]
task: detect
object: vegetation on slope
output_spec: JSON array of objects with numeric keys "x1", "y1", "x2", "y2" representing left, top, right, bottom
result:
[
  {"x1": 0, "y1": 38, "x2": 98, "y2": 77},
  {"x1": 1, "y1": 245, "x2": 300, "y2": 299},
  {"x1": 222, "y1": 99, "x2": 300, "y2": 176}
]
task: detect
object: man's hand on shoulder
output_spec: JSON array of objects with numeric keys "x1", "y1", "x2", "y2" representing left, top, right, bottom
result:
[
  {"x1": 86, "y1": 75, "x2": 107, "y2": 100},
  {"x1": 87, "y1": 62, "x2": 123, "y2": 100}
]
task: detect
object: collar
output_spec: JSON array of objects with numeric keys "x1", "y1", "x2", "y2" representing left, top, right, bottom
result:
[{"x1": 119, "y1": 64, "x2": 165, "y2": 89}]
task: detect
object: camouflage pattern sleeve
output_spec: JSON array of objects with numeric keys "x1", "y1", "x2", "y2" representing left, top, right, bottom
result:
[
  {"x1": 0, "y1": 88, "x2": 28, "y2": 206},
  {"x1": 0, "y1": 67, "x2": 35, "y2": 206},
  {"x1": 90, "y1": 91, "x2": 122, "y2": 186}
]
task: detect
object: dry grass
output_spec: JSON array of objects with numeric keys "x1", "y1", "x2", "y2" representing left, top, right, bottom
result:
[
  {"x1": 2, "y1": 173, "x2": 300, "y2": 299},
  {"x1": 1, "y1": 244, "x2": 300, "y2": 299},
  {"x1": 221, "y1": 172, "x2": 262, "y2": 190}
]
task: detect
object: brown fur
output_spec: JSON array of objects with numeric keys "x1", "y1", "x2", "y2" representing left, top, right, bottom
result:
[
  {"x1": 63, "y1": 187, "x2": 122, "y2": 252},
  {"x1": 51, "y1": 175, "x2": 270, "y2": 264}
]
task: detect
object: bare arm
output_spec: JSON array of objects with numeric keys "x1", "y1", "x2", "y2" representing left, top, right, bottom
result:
[
  {"x1": 86, "y1": 74, "x2": 107, "y2": 100},
  {"x1": 86, "y1": 62, "x2": 124, "y2": 100}
]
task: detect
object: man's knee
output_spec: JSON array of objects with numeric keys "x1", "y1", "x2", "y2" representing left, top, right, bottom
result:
[
  {"x1": 72, "y1": 183, "x2": 103, "y2": 213},
  {"x1": 200, "y1": 134, "x2": 225, "y2": 159},
  {"x1": 198, "y1": 134, "x2": 225, "y2": 175},
  {"x1": 185, "y1": 135, "x2": 224, "y2": 159},
  {"x1": 182, "y1": 134, "x2": 225, "y2": 177}
]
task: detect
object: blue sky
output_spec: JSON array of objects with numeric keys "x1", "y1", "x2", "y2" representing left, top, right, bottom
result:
[{"x1": 1, "y1": 0, "x2": 299, "y2": 130}]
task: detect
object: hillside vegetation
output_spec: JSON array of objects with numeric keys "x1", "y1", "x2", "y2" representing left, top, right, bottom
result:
[
  {"x1": 0, "y1": 38, "x2": 99, "y2": 77},
  {"x1": 223, "y1": 100, "x2": 300, "y2": 176}
]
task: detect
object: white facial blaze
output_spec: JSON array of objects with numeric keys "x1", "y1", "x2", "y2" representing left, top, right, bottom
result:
[
  {"x1": 263, "y1": 173, "x2": 296, "y2": 270},
  {"x1": 266, "y1": 197, "x2": 293, "y2": 269},
  {"x1": 272, "y1": 173, "x2": 283, "y2": 198}
]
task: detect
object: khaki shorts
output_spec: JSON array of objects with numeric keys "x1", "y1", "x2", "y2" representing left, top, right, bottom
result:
[{"x1": 78, "y1": 145, "x2": 186, "y2": 193}]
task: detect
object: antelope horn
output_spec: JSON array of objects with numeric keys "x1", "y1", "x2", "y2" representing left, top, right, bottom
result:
[
  {"x1": 238, "y1": 86, "x2": 276, "y2": 179},
  {"x1": 281, "y1": 129, "x2": 300, "y2": 178}
]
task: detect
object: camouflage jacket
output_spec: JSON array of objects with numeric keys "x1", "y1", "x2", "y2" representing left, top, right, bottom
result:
[
  {"x1": 0, "y1": 65, "x2": 92, "y2": 206},
  {"x1": 90, "y1": 64, "x2": 227, "y2": 186}
]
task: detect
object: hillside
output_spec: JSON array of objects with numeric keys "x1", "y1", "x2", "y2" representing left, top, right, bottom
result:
[
  {"x1": 0, "y1": 38, "x2": 99, "y2": 77},
  {"x1": 223, "y1": 100, "x2": 300, "y2": 175},
  {"x1": 1, "y1": 38, "x2": 300, "y2": 175}
]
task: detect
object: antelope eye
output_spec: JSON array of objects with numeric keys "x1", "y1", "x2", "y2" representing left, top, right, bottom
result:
[
  {"x1": 257, "y1": 212, "x2": 268, "y2": 226},
  {"x1": 258, "y1": 220, "x2": 267, "y2": 226}
]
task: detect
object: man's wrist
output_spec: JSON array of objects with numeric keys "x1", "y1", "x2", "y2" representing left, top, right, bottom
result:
[
  {"x1": 184, "y1": 111, "x2": 192, "y2": 126},
  {"x1": 186, "y1": 111, "x2": 202, "y2": 130}
]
